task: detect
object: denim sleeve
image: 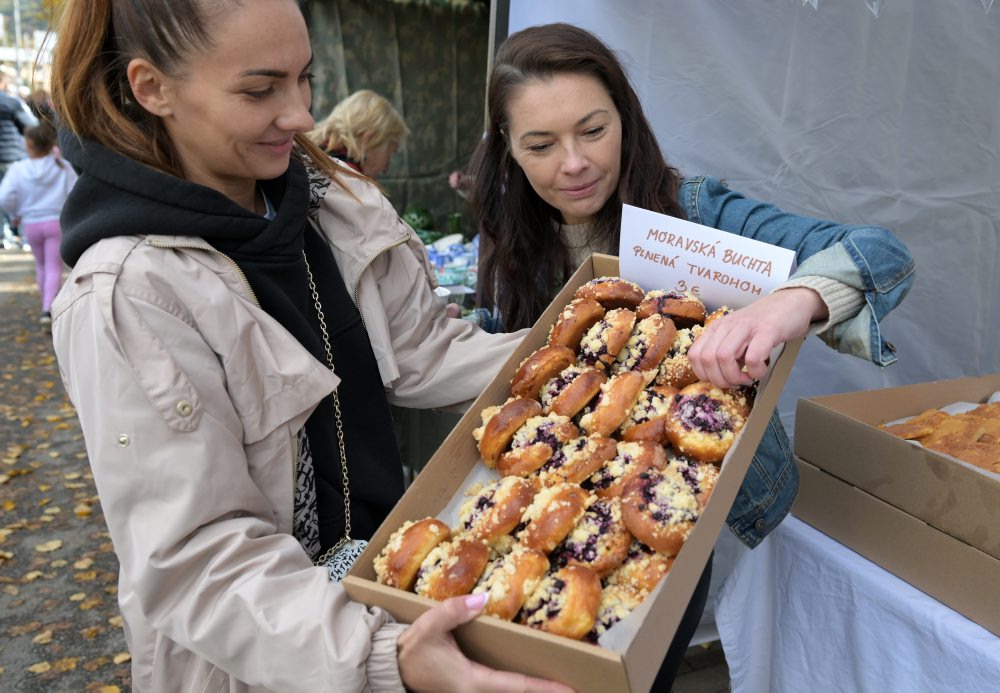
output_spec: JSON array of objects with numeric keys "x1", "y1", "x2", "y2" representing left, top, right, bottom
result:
[{"x1": 681, "y1": 176, "x2": 916, "y2": 365}]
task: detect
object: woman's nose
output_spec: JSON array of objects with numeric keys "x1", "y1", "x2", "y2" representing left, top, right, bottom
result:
[
  {"x1": 561, "y1": 144, "x2": 588, "y2": 175},
  {"x1": 280, "y1": 95, "x2": 315, "y2": 133}
]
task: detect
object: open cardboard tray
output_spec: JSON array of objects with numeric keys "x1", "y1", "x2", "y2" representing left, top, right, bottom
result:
[
  {"x1": 794, "y1": 374, "x2": 1000, "y2": 561},
  {"x1": 344, "y1": 253, "x2": 801, "y2": 691},
  {"x1": 793, "y1": 456, "x2": 1000, "y2": 636}
]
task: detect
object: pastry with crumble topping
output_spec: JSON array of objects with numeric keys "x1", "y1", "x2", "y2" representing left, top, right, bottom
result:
[
  {"x1": 578, "y1": 307, "x2": 636, "y2": 371},
  {"x1": 636, "y1": 289, "x2": 706, "y2": 328},
  {"x1": 473, "y1": 544, "x2": 550, "y2": 621},
  {"x1": 539, "y1": 364, "x2": 607, "y2": 419},
  {"x1": 620, "y1": 468, "x2": 702, "y2": 556},
  {"x1": 585, "y1": 440, "x2": 667, "y2": 499},
  {"x1": 455, "y1": 476, "x2": 536, "y2": 546},
  {"x1": 473, "y1": 397, "x2": 543, "y2": 467},
  {"x1": 497, "y1": 413, "x2": 580, "y2": 477},
  {"x1": 521, "y1": 565, "x2": 602, "y2": 640},
  {"x1": 665, "y1": 381, "x2": 747, "y2": 463},
  {"x1": 547, "y1": 297, "x2": 607, "y2": 350},
  {"x1": 510, "y1": 343, "x2": 576, "y2": 400},
  {"x1": 613, "y1": 313, "x2": 677, "y2": 375},
  {"x1": 413, "y1": 535, "x2": 490, "y2": 600},
  {"x1": 573, "y1": 276, "x2": 645, "y2": 310},
  {"x1": 374, "y1": 517, "x2": 451, "y2": 591},
  {"x1": 549, "y1": 497, "x2": 632, "y2": 578},
  {"x1": 515, "y1": 482, "x2": 593, "y2": 554}
]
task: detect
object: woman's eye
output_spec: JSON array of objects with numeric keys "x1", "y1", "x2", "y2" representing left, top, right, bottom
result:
[
  {"x1": 527, "y1": 143, "x2": 552, "y2": 153},
  {"x1": 584, "y1": 126, "x2": 606, "y2": 137},
  {"x1": 245, "y1": 88, "x2": 274, "y2": 99},
  {"x1": 299, "y1": 72, "x2": 315, "y2": 84}
]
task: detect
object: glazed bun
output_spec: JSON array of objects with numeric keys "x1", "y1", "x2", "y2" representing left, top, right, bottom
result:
[
  {"x1": 540, "y1": 365, "x2": 607, "y2": 419},
  {"x1": 548, "y1": 298, "x2": 606, "y2": 350},
  {"x1": 636, "y1": 290, "x2": 706, "y2": 328},
  {"x1": 578, "y1": 308, "x2": 637, "y2": 371},
  {"x1": 620, "y1": 469, "x2": 702, "y2": 557},
  {"x1": 511, "y1": 344, "x2": 576, "y2": 400},
  {"x1": 521, "y1": 565, "x2": 602, "y2": 640},
  {"x1": 414, "y1": 536, "x2": 491, "y2": 600},
  {"x1": 516, "y1": 482, "x2": 593, "y2": 554},
  {"x1": 474, "y1": 545, "x2": 550, "y2": 621},
  {"x1": 664, "y1": 381, "x2": 747, "y2": 463},
  {"x1": 574, "y1": 276, "x2": 644, "y2": 310},
  {"x1": 474, "y1": 397, "x2": 543, "y2": 466},
  {"x1": 456, "y1": 476, "x2": 536, "y2": 546},
  {"x1": 374, "y1": 517, "x2": 451, "y2": 591}
]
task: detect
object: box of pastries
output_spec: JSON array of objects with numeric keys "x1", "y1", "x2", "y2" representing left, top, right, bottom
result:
[
  {"x1": 792, "y1": 375, "x2": 1000, "y2": 635},
  {"x1": 344, "y1": 254, "x2": 801, "y2": 691}
]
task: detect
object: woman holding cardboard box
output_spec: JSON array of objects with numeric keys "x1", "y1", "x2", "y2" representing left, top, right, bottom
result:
[
  {"x1": 46, "y1": 1, "x2": 575, "y2": 691},
  {"x1": 467, "y1": 22, "x2": 915, "y2": 686}
]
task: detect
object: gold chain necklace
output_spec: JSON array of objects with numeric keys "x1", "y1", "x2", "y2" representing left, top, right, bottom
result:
[{"x1": 303, "y1": 249, "x2": 354, "y2": 567}]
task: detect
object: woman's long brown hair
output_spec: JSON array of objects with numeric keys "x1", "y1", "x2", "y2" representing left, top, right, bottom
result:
[
  {"x1": 50, "y1": 0, "x2": 346, "y2": 184},
  {"x1": 468, "y1": 23, "x2": 686, "y2": 331}
]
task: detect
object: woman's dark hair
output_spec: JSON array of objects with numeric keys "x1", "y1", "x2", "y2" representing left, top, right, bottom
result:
[
  {"x1": 50, "y1": 0, "x2": 346, "y2": 183},
  {"x1": 468, "y1": 23, "x2": 686, "y2": 331}
]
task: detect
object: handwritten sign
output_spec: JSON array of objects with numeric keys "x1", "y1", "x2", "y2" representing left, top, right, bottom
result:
[{"x1": 618, "y1": 204, "x2": 796, "y2": 310}]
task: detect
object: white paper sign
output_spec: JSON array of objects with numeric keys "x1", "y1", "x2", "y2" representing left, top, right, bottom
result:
[{"x1": 619, "y1": 204, "x2": 796, "y2": 310}]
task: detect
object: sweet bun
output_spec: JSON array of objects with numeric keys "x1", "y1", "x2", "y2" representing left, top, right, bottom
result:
[
  {"x1": 413, "y1": 536, "x2": 490, "y2": 600},
  {"x1": 613, "y1": 314, "x2": 677, "y2": 375},
  {"x1": 473, "y1": 545, "x2": 550, "y2": 621},
  {"x1": 665, "y1": 382, "x2": 747, "y2": 463},
  {"x1": 540, "y1": 365, "x2": 607, "y2": 419},
  {"x1": 548, "y1": 298, "x2": 606, "y2": 350},
  {"x1": 456, "y1": 476, "x2": 536, "y2": 546},
  {"x1": 534, "y1": 435, "x2": 618, "y2": 490},
  {"x1": 579, "y1": 370, "x2": 649, "y2": 438},
  {"x1": 605, "y1": 539, "x2": 675, "y2": 594},
  {"x1": 511, "y1": 344, "x2": 576, "y2": 400},
  {"x1": 578, "y1": 308, "x2": 637, "y2": 371},
  {"x1": 516, "y1": 483, "x2": 593, "y2": 554},
  {"x1": 474, "y1": 397, "x2": 543, "y2": 466},
  {"x1": 589, "y1": 583, "x2": 647, "y2": 642},
  {"x1": 655, "y1": 326, "x2": 703, "y2": 389},
  {"x1": 618, "y1": 386, "x2": 676, "y2": 444},
  {"x1": 574, "y1": 276, "x2": 644, "y2": 310},
  {"x1": 521, "y1": 565, "x2": 602, "y2": 640},
  {"x1": 550, "y1": 497, "x2": 633, "y2": 578},
  {"x1": 703, "y1": 305, "x2": 733, "y2": 328},
  {"x1": 585, "y1": 440, "x2": 667, "y2": 499},
  {"x1": 635, "y1": 290, "x2": 706, "y2": 328},
  {"x1": 497, "y1": 414, "x2": 580, "y2": 478},
  {"x1": 665, "y1": 454, "x2": 720, "y2": 508},
  {"x1": 374, "y1": 517, "x2": 451, "y2": 591},
  {"x1": 620, "y1": 469, "x2": 702, "y2": 557}
]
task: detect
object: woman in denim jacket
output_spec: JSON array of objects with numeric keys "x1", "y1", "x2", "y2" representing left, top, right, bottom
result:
[{"x1": 467, "y1": 22, "x2": 914, "y2": 688}]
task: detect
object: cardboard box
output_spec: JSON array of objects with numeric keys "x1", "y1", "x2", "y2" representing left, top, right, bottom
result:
[
  {"x1": 344, "y1": 254, "x2": 801, "y2": 691},
  {"x1": 793, "y1": 457, "x2": 1000, "y2": 636},
  {"x1": 794, "y1": 375, "x2": 1000, "y2": 560}
]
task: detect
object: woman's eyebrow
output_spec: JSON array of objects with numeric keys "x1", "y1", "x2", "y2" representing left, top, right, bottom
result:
[
  {"x1": 239, "y1": 54, "x2": 314, "y2": 79},
  {"x1": 518, "y1": 109, "x2": 609, "y2": 142}
]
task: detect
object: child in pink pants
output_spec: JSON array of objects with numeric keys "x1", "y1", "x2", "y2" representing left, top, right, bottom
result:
[{"x1": 0, "y1": 123, "x2": 77, "y2": 322}]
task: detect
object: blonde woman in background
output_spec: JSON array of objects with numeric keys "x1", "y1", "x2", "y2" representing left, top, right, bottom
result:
[{"x1": 308, "y1": 89, "x2": 408, "y2": 177}]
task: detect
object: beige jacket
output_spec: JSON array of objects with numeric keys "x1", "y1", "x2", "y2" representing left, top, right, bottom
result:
[{"x1": 50, "y1": 172, "x2": 524, "y2": 692}]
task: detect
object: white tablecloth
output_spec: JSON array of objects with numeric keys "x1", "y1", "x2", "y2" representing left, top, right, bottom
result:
[{"x1": 714, "y1": 516, "x2": 1000, "y2": 693}]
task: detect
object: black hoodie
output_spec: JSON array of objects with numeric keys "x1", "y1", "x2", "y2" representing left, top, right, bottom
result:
[{"x1": 59, "y1": 133, "x2": 405, "y2": 550}]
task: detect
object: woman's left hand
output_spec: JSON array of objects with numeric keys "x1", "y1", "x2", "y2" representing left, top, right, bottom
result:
[{"x1": 687, "y1": 288, "x2": 826, "y2": 389}]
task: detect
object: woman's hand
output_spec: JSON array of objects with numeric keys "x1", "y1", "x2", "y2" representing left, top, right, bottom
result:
[
  {"x1": 688, "y1": 288, "x2": 826, "y2": 389},
  {"x1": 397, "y1": 593, "x2": 574, "y2": 692}
]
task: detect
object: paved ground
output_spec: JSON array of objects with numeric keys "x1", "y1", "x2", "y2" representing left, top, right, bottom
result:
[
  {"x1": 0, "y1": 247, "x2": 730, "y2": 692},
  {"x1": 0, "y1": 249, "x2": 131, "y2": 691}
]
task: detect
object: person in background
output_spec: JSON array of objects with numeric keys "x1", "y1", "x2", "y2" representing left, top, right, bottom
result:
[
  {"x1": 48, "y1": 1, "x2": 567, "y2": 691},
  {"x1": 307, "y1": 89, "x2": 408, "y2": 177},
  {"x1": 467, "y1": 22, "x2": 915, "y2": 688},
  {"x1": 0, "y1": 68, "x2": 38, "y2": 249},
  {"x1": 0, "y1": 123, "x2": 77, "y2": 323}
]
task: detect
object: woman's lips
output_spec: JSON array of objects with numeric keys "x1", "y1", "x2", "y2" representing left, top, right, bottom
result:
[
  {"x1": 260, "y1": 138, "x2": 294, "y2": 154},
  {"x1": 561, "y1": 180, "x2": 599, "y2": 199}
]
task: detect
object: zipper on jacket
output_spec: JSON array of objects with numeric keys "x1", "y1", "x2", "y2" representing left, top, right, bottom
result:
[
  {"x1": 145, "y1": 239, "x2": 298, "y2": 499},
  {"x1": 352, "y1": 236, "x2": 409, "y2": 332}
]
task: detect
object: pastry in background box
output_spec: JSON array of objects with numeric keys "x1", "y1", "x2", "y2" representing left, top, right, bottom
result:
[
  {"x1": 516, "y1": 482, "x2": 593, "y2": 554},
  {"x1": 510, "y1": 344, "x2": 576, "y2": 400},
  {"x1": 533, "y1": 435, "x2": 618, "y2": 489},
  {"x1": 618, "y1": 385, "x2": 678, "y2": 444},
  {"x1": 474, "y1": 397, "x2": 543, "y2": 467},
  {"x1": 521, "y1": 565, "x2": 602, "y2": 640},
  {"x1": 655, "y1": 326, "x2": 703, "y2": 390},
  {"x1": 473, "y1": 545, "x2": 550, "y2": 621},
  {"x1": 588, "y1": 582, "x2": 647, "y2": 642},
  {"x1": 585, "y1": 440, "x2": 667, "y2": 499},
  {"x1": 548, "y1": 298, "x2": 606, "y2": 351},
  {"x1": 703, "y1": 305, "x2": 733, "y2": 327},
  {"x1": 620, "y1": 468, "x2": 702, "y2": 557},
  {"x1": 613, "y1": 314, "x2": 677, "y2": 375},
  {"x1": 456, "y1": 476, "x2": 535, "y2": 546},
  {"x1": 413, "y1": 536, "x2": 490, "y2": 600},
  {"x1": 579, "y1": 370, "x2": 650, "y2": 437},
  {"x1": 573, "y1": 276, "x2": 644, "y2": 310},
  {"x1": 540, "y1": 364, "x2": 607, "y2": 418},
  {"x1": 665, "y1": 453, "x2": 720, "y2": 507},
  {"x1": 578, "y1": 307, "x2": 637, "y2": 371},
  {"x1": 497, "y1": 414, "x2": 580, "y2": 477},
  {"x1": 550, "y1": 497, "x2": 633, "y2": 578},
  {"x1": 636, "y1": 289, "x2": 706, "y2": 329},
  {"x1": 605, "y1": 539, "x2": 675, "y2": 594},
  {"x1": 374, "y1": 517, "x2": 451, "y2": 591},
  {"x1": 665, "y1": 381, "x2": 747, "y2": 463}
]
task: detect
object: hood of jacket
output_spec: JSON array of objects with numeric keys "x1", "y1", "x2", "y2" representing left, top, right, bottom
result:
[
  {"x1": 18, "y1": 154, "x2": 69, "y2": 185},
  {"x1": 58, "y1": 132, "x2": 272, "y2": 267}
]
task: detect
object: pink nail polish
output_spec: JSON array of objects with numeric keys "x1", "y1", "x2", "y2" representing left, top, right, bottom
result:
[{"x1": 464, "y1": 592, "x2": 488, "y2": 610}]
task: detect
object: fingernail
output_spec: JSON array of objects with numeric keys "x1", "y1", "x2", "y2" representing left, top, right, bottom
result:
[{"x1": 464, "y1": 592, "x2": 488, "y2": 610}]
